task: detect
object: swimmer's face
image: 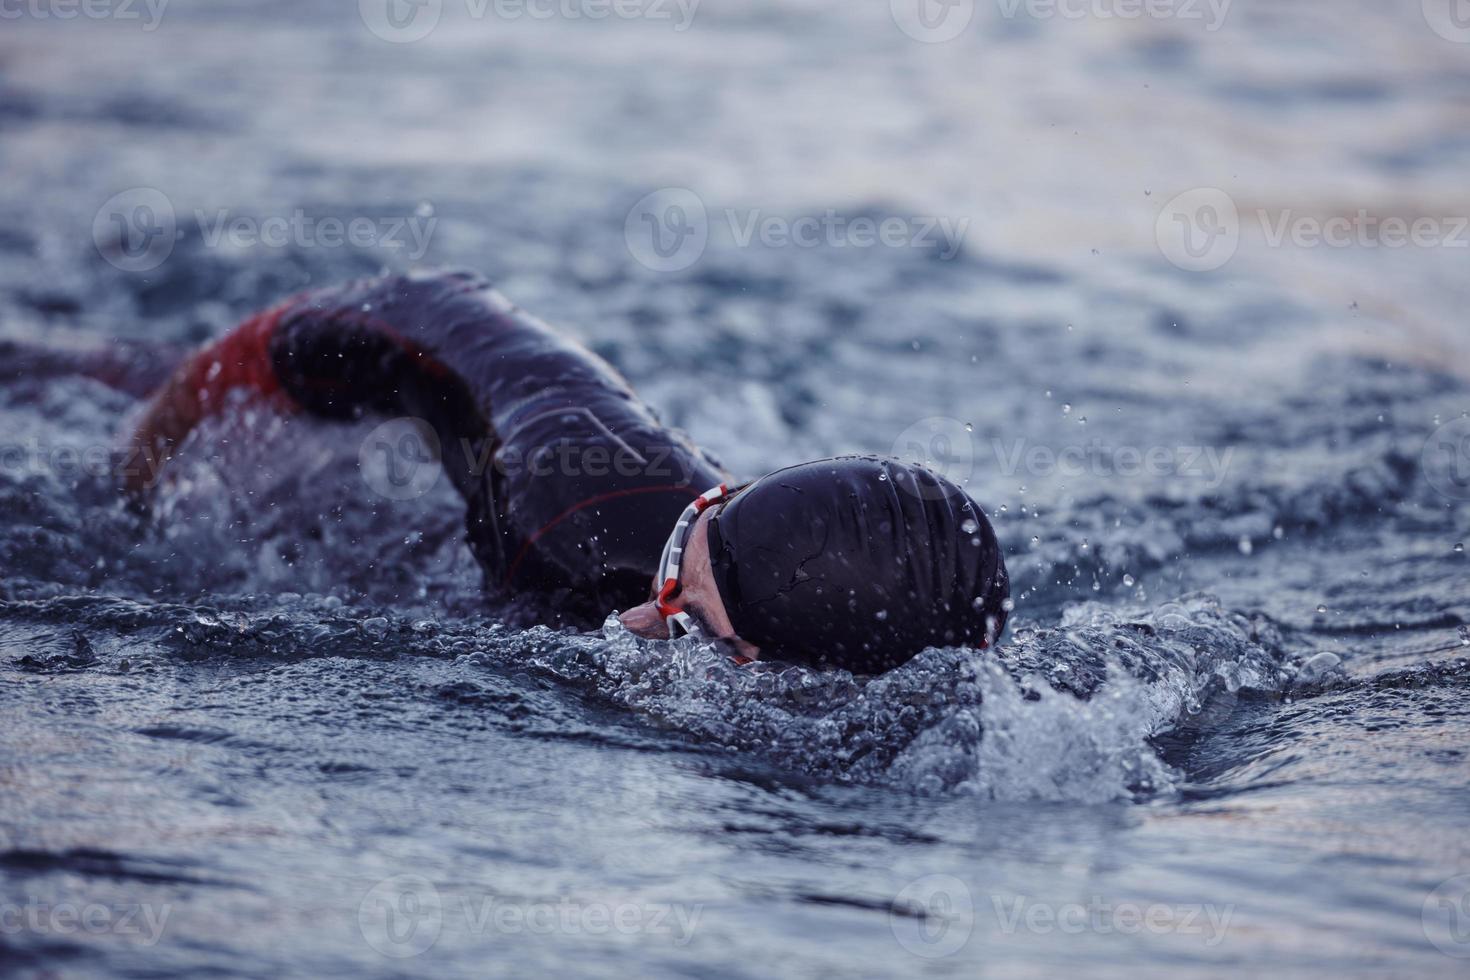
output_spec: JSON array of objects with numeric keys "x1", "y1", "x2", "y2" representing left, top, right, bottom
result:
[{"x1": 618, "y1": 507, "x2": 759, "y2": 660}]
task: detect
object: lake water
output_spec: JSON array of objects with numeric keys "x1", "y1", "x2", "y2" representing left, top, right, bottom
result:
[{"x1": 2, "y1": 1, "x2": 1468, "y2": 976}]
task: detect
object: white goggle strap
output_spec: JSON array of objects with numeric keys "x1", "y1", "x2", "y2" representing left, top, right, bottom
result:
[{"x1": 655, "y1": 484, "x2": 730, "y2": 631}]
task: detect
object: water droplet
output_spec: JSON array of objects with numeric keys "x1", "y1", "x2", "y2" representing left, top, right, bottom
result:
[
  {"x1": 1273, "y1": 526, "x2": 1284, "y2": 540},
  {"x1": 1316, "y1": 604, "x2": 1328, "y2": 614},
  {"x1": 1123, "y1": 574, "x2": 1136, "y2": 587},
  {"x1": 875, "y1": 609, "x2": 889, "y2": 621},
  {"x1": 1030, "y1": 535, "x2": 1040, "y2": 545},
  {"x1": 961, "y1": 518, "x2": 979, "y2": 533},
  {"x1": 1001, "y1": 598, "x2": 1016, "y2": 612},
  {"x1": 1455, "y1": 543, "x2": 1465, "y2": 554},
  {"x1": 877, "y1": 473, "x2": 888, "y2": 482},
  {"x1": 1062, "y1": 403, "x2": 1072, "y2": 415},
  {"x1": 970, "y1": 536, "x2": 982, "y2": 546},
  {"x1": 1238, "y1": 536, "x2": 1253, "y2": 556},
  {"x1": 998, "y1": 504, "x2": 1008, "y2": 513},
  {"x1": 415, "y1": 201, "x2": 435, "y2": 217},
  {"x1": 964, "y1": 422, "x2": 974, "y2": 432}
]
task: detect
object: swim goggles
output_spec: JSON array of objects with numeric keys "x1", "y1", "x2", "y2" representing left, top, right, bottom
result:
[{"x1": 654, "y1": 483, "x2": 741, "y2": 638}]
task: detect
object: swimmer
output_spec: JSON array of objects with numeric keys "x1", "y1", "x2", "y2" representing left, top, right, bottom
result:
[{"x1": 117, "y1": 270, "x2": 1010, "y2": 672}]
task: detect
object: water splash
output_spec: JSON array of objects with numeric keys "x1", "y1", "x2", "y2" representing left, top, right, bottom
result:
[{"x1": 517, "y1": 594, "x2": 1294, "y2": 801}]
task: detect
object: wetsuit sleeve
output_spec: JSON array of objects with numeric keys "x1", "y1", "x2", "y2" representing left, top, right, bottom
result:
[
  {"x1": 122, "y1": 272, "x2": 508, "y2": 576},
  {"x1": 122, "y1": 302, "x2": 298, "y2": 494}
]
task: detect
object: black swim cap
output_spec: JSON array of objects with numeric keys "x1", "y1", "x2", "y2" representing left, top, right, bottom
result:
[{"x1": 706, "y1": 456, "x2": 1009, "y2": 673}]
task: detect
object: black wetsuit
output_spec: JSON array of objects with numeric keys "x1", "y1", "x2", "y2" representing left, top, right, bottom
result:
[{"x1": 135, "y1": 269, "x2": 729, "y2": 614}]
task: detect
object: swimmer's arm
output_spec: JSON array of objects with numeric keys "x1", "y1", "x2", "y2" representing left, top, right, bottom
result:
[
  {"x1": 119, "y1": 274, "x2": 502, "y2": 530},
  {"x1": 120, "y1": 305, "x2": 294, "y2": 495}
]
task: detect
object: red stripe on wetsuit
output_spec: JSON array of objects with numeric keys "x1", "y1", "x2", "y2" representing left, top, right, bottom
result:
[{"x1": 174, "y1": 303, "x2": 296, "y2": 419}]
